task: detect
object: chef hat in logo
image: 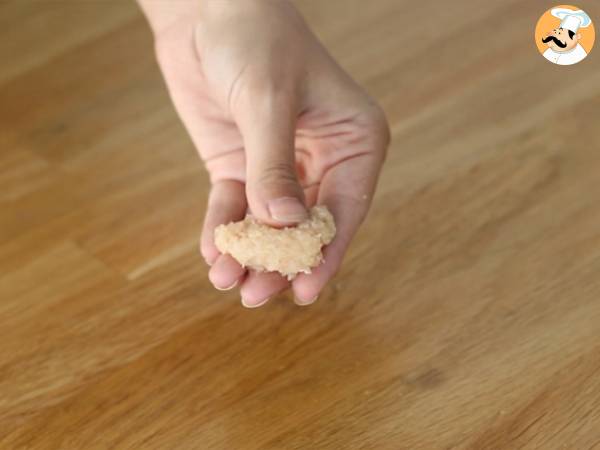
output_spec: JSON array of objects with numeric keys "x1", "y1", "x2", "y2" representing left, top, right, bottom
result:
[{"x1": 551, "y1": 8, "x2": 592, "y2": 33}]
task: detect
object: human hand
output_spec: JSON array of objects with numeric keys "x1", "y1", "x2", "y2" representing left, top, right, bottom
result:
[{"x1": 141, "y1": 0, "x2": 389, "y2": 306}]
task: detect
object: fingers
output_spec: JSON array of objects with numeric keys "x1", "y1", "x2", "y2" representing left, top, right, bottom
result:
[
  {"x1": 292, "y1": 239, "x2": 344, "y2": 306},
  {"x1": 292, "y1": 152, "x2": 385, "y2": 303},
  {"x1": 209, "y1": 254, "x2": 246, "y2": 290},
  {"x1": 239, "y1": 271, "x2": 290, "y2": 308},
  {"x1": 201, "y1": 179, "x2": 291, "y2": 303},
  {"x1": 200, "y1": 179, "x2": 247, "y2": 265},
  {"x1": 291, "y1": 203, "x2": 361, "y2": 305},
  {"x1": 303, "y1": 183, "x2": 320, "y2": 208},
  {"x1": 234, "y1": 87, "x2": 308, "y2": 227}
]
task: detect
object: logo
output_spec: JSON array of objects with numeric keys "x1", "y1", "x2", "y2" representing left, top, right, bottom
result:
[{"x1": 535, "y1": 5, "x2": 595, "y2": 65}]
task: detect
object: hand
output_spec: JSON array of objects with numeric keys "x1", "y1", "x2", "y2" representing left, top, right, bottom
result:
[{"x1": 145, "y1": 0, "x2": 389, "y2": 306}]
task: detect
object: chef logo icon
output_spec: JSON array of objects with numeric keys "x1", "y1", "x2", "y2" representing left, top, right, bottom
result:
[{"x1": 535, "y1": 5, "x2": 595, "y2": 65}]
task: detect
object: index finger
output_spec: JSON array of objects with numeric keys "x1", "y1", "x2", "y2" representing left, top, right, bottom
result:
[{"x1": 292, "y1": 152, "x2": 384, "y2": 304}]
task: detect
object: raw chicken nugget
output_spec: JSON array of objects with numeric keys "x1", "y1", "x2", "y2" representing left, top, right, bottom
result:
[{"x1": 214, "y1": 205, "x2": 336, "y2": 280}]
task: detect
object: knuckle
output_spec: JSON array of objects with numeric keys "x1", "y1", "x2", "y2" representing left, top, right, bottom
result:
[
  {"x1": 236, "y1": 72, "x2": 297, "y2": 108},
  {"x1": 154, "y1": 41, "x2": 182, "y2": 78},
  {"x1": 248, "y1": 163, "x2": 302, "y2": 200},
  {"x1": 258, "y1": 163, "x2": 298, "y2": 185},
  {"x1": 153, "y1": 35, "x2": 174, "y2": 65}
]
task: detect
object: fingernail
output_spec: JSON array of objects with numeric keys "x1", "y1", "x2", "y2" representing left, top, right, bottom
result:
[
  {"x1": 241, "y1": 297, "x2": 270, "y2": 308},
  {"x1": 294, "y1": 295, "x2": 318, "y2": 306},
  {"x1": 215, "y1": 280, "x2": 238, "y2": 291},
  {"x1": 268, "y1": 197, "x2": 308, "y2": 223}
]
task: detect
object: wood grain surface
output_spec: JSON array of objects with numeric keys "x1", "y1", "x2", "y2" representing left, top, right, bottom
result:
[{"x1": 1, "y1": 1, "x2": 600, "y2": 448}]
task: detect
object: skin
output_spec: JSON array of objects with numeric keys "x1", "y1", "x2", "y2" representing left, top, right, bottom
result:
[
  {"x1": 543, "y1": 27, "x2": 581, "y2": 52},
  {"x1": 138, "y1": 0, "x2": 390, "y2": 307}
]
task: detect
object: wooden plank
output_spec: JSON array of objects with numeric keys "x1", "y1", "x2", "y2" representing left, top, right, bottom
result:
[{"x1": 1, "y1": 0, "x2": 600, "y2": 448}]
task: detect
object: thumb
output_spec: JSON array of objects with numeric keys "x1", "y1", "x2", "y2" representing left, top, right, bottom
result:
[{"x1": 236, "y1": 90, "x2": 308, "y2": 226}]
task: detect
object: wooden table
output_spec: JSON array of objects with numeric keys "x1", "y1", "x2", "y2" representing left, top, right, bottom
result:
[{"x1": 1, "y1": 1, "x2": 599, "y2": 448}]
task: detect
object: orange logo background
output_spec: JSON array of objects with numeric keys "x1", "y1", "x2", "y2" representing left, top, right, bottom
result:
[{"x1": 534, "y1": 4, "x2": 595, "y2": 54}]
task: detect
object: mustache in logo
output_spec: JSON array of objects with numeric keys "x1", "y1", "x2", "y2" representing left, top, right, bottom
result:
[{"x1": 542, "y1": 35, "x2": 567, "y2": 48}]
